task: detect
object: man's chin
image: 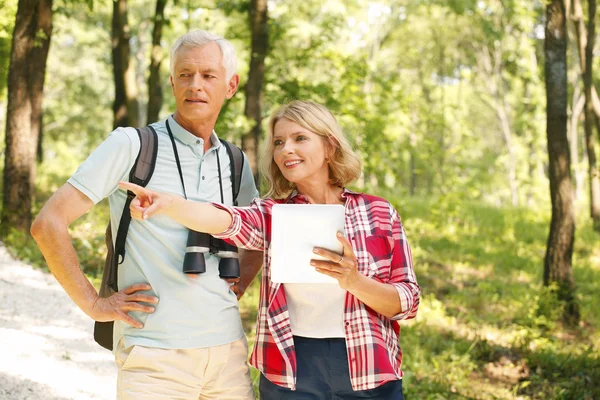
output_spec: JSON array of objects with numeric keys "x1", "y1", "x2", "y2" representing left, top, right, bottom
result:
[
  {"x1": 178, "y1": 108, "x2": 211, "y2": 121},
  {"x1": 182, "y1": 102, "x2": 209, "y2": 111},
  {"x1": 184, "y1": 100, "x2": 208, "y2": 106}
]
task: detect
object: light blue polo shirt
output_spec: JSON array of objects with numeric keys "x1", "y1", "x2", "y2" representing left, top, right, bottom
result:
[{"x1": 68, "y1": 115, "x2": 259, "y2": 350}]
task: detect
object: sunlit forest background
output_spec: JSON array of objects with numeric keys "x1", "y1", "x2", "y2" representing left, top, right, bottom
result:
[{"x1": 1, "y1": 0, "x2": 599, "y2": 398}]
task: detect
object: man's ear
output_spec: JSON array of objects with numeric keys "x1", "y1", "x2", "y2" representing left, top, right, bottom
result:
[
  {"x1": 226, "y1": 74, "x2": 240, "y2": 99},
  {"x1": 170, "y1": 75, "x2": 175, "y2": 93}
]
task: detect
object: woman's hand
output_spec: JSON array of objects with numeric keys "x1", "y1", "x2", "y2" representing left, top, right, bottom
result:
[
  {"x1": 311, "y1": 232, "x2": 362, "y2": 291},
  {"x1": 119, "y1": 181, "x2": 232, "y2": 234},
  {"x1": 312, "y1": 231, "x2": 403, "y2": 318},
  {"x1": 118, "y1": 181, "x2": 177, "y2": 220}
]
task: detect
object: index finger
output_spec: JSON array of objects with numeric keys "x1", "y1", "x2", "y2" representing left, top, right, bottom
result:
[
  {"x1": 122, "y1": 283, "x2": 152, "y2": 295},
  {"x1": 118, "y1": 181, "x2": 147, "y2": 196},
  {"x1": 336, "y1": 232, "x2": 353, "y2": 255}
]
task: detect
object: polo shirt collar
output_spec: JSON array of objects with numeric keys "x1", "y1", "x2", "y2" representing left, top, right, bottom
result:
[{"x1": 167, "y1": 114, "x2": 221, "y2": 150}]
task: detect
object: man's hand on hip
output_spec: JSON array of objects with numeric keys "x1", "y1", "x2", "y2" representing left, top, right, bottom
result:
[
  {"x1": 91, "y1": 283, "x2": 159, "y2": 328},
  {"x1": 224, "y1": 277, "x2": 245, "y2": 299}
]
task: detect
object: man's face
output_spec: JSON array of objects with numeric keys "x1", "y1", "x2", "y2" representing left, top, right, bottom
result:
[{"x1": 170, "y1": 42, "x2": 238, "y2": 126}]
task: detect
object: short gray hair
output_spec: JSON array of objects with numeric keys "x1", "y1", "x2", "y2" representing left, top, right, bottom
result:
[{"x1": 170, "y1": 30, "x2": 237, "y2": 81}]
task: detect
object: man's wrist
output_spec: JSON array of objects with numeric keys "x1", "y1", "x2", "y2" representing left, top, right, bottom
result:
[{"x1": 82, "y1": 291, "x2": 102, "y2": 320}]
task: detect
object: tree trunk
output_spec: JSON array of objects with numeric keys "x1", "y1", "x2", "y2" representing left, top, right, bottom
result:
[
  {"x1": 437, "y1": 46, "x2": 447, "y2": 192},
  {"x1": 1, "y1": 0, "x2": 53, "y2": 234},
  {"x1": 544, "y1": 0, "x2": 580, "y2": 326},
  {"x1": 568, "y1": 86, "x2": 585, "y2": 201},
  {"x1": 37, "y1": 114, "x2": 44, "y2": 163},
  {"x1": 573, "y1": 0, "x2": 600, "y2": 228},
  {"x1": 584, "y1": 0, "x2": 600, "y2": 229},
  {"x1": 417, "y1": 67, "x2": 435, "y2": 196},
  {"x1": 409, "y1": 107, "x2": 418, "y2": 196},
  {"x1": 497, "y1": 104, "x2": 519, "y2": 206},
  {"x1": 112, "y1": 0, "x2": 139, "y2": 129},
  {"x1": 242, "y1": 0, "x2": 268, "y2": 182},
  {"x1": 526, "y1": 139, "x2": 535, "y2": 206},
  {"x1": 147, "y1": 0, "x2": 167, "y2": 124},
  {"x1": 476, "y1": 43, "x2": 519, "y2": 206}
]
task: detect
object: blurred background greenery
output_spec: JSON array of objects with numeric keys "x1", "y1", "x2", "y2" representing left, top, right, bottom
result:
[{"x1": 1, "y1": 0, "x2": 599, "y2": 398}]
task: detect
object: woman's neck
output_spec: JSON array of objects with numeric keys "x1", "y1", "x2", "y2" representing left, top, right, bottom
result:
[{"x1": 297, "y1": 183, "x2": 344, "y2": 204}]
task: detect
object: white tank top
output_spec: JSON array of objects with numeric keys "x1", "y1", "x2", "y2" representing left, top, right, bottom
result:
[{"x1": 284, "y1": 283, "x2": 347, "y2": 338}]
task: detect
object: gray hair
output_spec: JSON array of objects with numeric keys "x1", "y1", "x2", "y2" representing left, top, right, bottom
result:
[{"x1": 169, "y1": 30, "x2": 237, "y2": 81}]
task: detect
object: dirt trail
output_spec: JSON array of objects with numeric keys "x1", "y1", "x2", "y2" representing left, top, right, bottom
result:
[{"x1": 0, "y1": 242, "x2": 116, "y2": 399}]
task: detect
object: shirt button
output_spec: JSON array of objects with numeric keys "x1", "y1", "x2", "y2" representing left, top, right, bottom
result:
[
  {"x1": 202, "y1": 176, "x2": 205, "y2": 180},
  {"x1": 196, "y1": 139, "x2": 201, "y2": 144},
  {"x1": 345, "y1": 321, "x2": 350, "y2": 326}
]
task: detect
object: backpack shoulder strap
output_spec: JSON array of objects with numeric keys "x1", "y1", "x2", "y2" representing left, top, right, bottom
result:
[
  {"x1": 108, "y1": 126, "x2": 158, "y2": 291},
  {"x1": 220, "y1": 139, "x2": 244, "y2": 206},
  {"x1": 130, "y1": 126, "x2": 159, "y2": 186}
]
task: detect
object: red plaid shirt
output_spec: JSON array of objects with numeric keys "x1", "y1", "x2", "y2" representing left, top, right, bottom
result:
[{"x1": 213, "y1": 189, "x2": 420, "y2": 391}]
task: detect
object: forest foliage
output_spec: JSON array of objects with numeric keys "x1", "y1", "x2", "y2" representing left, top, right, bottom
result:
[{"x1": 1, "y1": 0, "x2": 599, "y2": 398}]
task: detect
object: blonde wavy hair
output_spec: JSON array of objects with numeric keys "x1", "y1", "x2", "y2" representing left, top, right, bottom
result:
[{"x1": 261, "y1": 100, "x2": 362, "y2": 199}]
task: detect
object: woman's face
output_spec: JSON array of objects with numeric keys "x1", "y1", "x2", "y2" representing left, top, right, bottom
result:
[{"x1": 272, "y1": 118, "x2": 330, "y2": 187}]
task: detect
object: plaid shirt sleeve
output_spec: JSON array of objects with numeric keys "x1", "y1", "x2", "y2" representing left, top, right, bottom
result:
[
  {"x1": 387, "y1": 205, "x2": 420, "y2": 321},
  {"x1": 211, "y1": 199, "x2": 267, "y2": 251}
]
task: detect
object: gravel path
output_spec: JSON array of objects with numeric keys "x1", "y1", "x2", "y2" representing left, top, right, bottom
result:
[{"x1": 0, "y1": 242, "x2": 116, "y2": 400}]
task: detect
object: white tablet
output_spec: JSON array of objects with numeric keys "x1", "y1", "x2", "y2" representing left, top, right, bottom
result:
[{"x1": 270, "y1": 203, "x2": 345, "y2": 284}]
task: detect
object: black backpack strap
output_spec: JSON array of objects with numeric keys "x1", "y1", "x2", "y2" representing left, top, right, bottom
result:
[
  {"x1": 220, "y1": 139, "x2": 244, "y2": 206},
  {"x1": 107, "y1": 126, "x2": 158, "y2": 291}
]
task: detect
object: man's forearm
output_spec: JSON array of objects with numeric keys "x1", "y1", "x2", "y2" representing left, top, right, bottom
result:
[
  {"x1": 238, "y1": 249, "x2": 263, "y2": 295},
  {"x1": 31, "y1": 217, "x2": 98, "y2": 318}
]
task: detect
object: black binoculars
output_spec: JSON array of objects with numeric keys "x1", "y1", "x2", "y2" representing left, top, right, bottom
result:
[{"x1": 183, "y1": 230, "x2": 240, "y2": 279}]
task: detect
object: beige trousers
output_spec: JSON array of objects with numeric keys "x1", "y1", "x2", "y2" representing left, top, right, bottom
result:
[{"x1": 115, "y1": 337, "x2": 255, "y2": 400}]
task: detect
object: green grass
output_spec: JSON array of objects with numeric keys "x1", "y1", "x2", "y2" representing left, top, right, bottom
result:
[
  {"x1": 386, "y1": 196, "x2": 600, "y2": 399},
  {"x1": 2, "y1": 171, "x2": 599, "y2": 399}
]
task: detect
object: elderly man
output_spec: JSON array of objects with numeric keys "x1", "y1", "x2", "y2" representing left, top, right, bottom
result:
[{"x1": 31, "y1": 30, "x2": 261, "y2": 399}]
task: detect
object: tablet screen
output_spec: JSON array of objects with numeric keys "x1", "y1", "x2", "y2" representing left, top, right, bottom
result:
[{"x1": 270, "y1": 204, "x2": 345, "y2": 284}]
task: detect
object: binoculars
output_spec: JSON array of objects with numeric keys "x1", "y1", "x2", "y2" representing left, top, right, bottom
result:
[{"x1": 183, "y1": 230, "x2": 240, "y2": 279}]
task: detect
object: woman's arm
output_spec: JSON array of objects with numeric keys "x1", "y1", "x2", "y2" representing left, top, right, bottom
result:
[
  {"x1": 312, "y1": 232, "x2": 402, "y2": 319},
  {"x1": 119, "y1": 181, "x2": 232, "y2": 234},
  {"x1": 311, "y1": 205, "x2": 419, "y2": 320},
  {"x1": 386, "y1": 208, "x2": 420, "y2": 320},
  {"x1": 120, "y1": 182, "x2": 267, "y2": 252},
  {"x1": 344, "y1": 273, "x2": 402, "y2": 319}
]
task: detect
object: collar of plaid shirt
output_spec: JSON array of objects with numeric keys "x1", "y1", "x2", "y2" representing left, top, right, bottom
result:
[{"x1": 215, "y1": 188, "x2": 420, "y2": 391}]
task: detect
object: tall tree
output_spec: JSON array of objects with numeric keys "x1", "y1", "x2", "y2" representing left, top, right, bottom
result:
[
  {"x1": 572, "y1": 0, "x2": 600, "y2": 229},
  {"x1": 543, "y1": 0, "x2": 580, "y2": 325},
  {"x1": 568, "y1": 82, "x2": 585, "y2": 201},
  {"x1": 112, "y1": 0, "x2": 139, "y2": 128},
  {"x1": 475, "y1": 40, "x2": 519, "y2": 206},
  {"x1": 0, "y1": 0, "x2": 19, "y2": 98},
  {"x1": 147, "y1": 0, "x2": 167, "y2": 124},
  {"x1": 242, "y1": 0, "x2": 268, "y2": 181},
  {"x1": 583, "y1": 0, "x2": 600, "y2": 229},
  {"x1": 1, "y1": 0, "x2": 53, "y2": 234}
]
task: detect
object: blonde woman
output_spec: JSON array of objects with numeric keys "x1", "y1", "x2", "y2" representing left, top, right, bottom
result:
[{"x1": 121, "y1": 100, "x2": 420, "y2": 399}]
